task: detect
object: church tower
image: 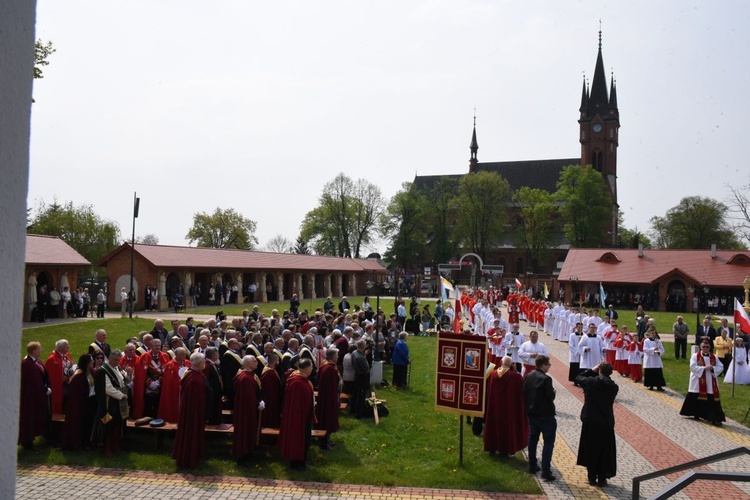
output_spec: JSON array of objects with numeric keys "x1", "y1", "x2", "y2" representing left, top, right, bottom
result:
[
  {"x1": 469, "y1": 114, "x2": 479, "y2": 173},
  {"x1": 579, "y1": 29, "x2": 620, "y2": 244}
]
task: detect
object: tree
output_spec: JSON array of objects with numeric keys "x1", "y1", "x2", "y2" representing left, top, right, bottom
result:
[
  {"x1": 616, "y1": 211, "x2": 651, "y2": 249},
  {"x1": 264, "y1": 234, "x2": 293, "y2": 253},
  {"x1": 427, "y1": 177, "x2": 460, "y2": 264},
  {"x1": 726, "y1": 176, "x2": 750, "y2": 246},
  {"x1": 455, "y1": 171, "x2": 511, "y2": 261},
  {"x1": 513, "y1": 187, "x2": 558, "y2": 272},
  {"x1": 294, "y1": 235, "x2": 312, "y2": 255},
  {"x1": 300, "y1": 173, "x2": 384, "y2": 258},
  {"x1": 185, "y1": 208, "x2": 258, "y2": 250},
  {"x1": 554, "y1": 165, "x2": 613, "y2": 247},
  {"x1": 27, "y1": 200, "x2": 121, "y2": 267},
  {"x1": 381, "y1": 183, "x2": 430, "y2": 269},
  {"x1": 136, "y1": 233, "x2": 159, "y2": 245},
  {"x1": 34, "y1": 40, "x2": 55, "y2": 80},
  {"x1": 649, "y1": 196, "x2": 744, "y2": 249}
]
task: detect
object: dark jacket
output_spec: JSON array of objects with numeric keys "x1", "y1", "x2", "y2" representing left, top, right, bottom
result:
[
  {"x1": 575, "y1": 370, "x2": 618, "y2": 428},
  {"x1": 351, "y1": 349, "x2": 370, "y2": 376},
  {"x1": 522, "y1": 368, "x2": 556, "y2": 417}
]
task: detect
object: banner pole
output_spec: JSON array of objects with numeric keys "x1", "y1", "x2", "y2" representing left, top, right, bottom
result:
[{"x1": 459, "y1": 414, "x2": 464, "y2": 465}]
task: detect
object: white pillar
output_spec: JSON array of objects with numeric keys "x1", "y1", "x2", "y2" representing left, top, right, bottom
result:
[
  {"x1": 310, "y1": 273, "x2": 317, "y2": 299},
  {"x1": 277, "y1": 273, "x2": 284, "y2": 302},
  {"x1": 260, "y1": 274, "x2": 268, "y2": 303},
  {"x1": 2, "y1": 1, "x2": 35, "y2": 494}
]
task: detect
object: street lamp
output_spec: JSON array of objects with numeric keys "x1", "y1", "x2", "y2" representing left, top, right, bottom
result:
[
  {"x1": 569, "y1": 275, "x2": 579, "y2": 307},
  {"x1": 688, "y1": 281, "x2": 710, "y2": 334},
  {"x1": 129, "y1": 193, "x2": 140, "y2": 319}
]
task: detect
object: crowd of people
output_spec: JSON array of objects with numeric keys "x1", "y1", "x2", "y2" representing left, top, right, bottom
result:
[
  {"x1": 20, "y1": 285, "x2": 749, "y2": 486},
  {"x1": 19, "y1": 300, "x2": 411, "y2": 469}
]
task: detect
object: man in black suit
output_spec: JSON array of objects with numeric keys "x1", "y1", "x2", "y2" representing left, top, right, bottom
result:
[
  {"x1": 88, "y1": 329, "x2": 112, "y2": 358},
  {"x1": 696, "y1": 316, "x2": 718, "y2": 352},
  {"x1": 150, "y1": 319, "x2": 169, "y2": 346}
]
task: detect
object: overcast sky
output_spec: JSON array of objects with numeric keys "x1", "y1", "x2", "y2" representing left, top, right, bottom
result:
[{"x1": 30, "y1": 1, "x2": 750, "y2": 254}]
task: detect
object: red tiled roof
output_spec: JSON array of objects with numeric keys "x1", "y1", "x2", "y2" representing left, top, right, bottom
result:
[
  {"x1": 101, "y1": 243, "x2": 387, "y2": 273},
  {"x1": 26, "y1": 234, "x2": 91, "y2": 266},
  {"x1": 559, "y1": 248, "x2": 750, "y2": 287}
]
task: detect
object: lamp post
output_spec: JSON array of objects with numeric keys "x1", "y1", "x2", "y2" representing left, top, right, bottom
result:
[
  {"x1": 129, "y1": 193, "x2": 140, "y2": 319},
  {"x1": 569, "y1": 275, "x2": 579, "y2": 308},
  {"x1": 691, "y1": 281, "x2": 709, "y2": 334}
]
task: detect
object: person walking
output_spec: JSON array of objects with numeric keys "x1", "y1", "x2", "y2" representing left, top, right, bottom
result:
[{"x1": 522, "y1": 355, "x2": 557, "y2": 481}]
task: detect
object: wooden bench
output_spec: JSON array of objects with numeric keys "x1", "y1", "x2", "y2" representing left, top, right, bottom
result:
[
  {"x1": 126, "y1": 419, "x2": 234, "y2": 449},
  {"x1": 261, "y1": 427, "x2": 326, "y2": 438}
]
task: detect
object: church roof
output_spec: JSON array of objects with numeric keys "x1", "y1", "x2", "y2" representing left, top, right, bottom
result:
[{"x1": 413, "y1": 158, "x2": 580, "y2": 193}]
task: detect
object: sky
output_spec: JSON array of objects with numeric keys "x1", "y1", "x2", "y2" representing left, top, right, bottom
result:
[{"x1": 29, "y1": 1, "x2": 750, "y2": 254}]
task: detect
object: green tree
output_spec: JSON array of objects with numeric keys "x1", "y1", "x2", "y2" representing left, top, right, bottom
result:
[
  {"x1": 27, "y1": 200, "x2": 120, "y2": 266},
  {"x1": 513, "y1": 187, "x2": 558, "y2": 272},
  {"x1": 34, "y1": 40, "x2": 56, "y2": 80},
  {"x1": 616, "y1": 211, "x2": 651, "y2": 249},
  {"x1": 300, "y1": 173, "x2": 384, "y2": 258},
  {"x1": 186, "y1": 208, "x2": 258, "y2": 250},
  {"x1": 381, "y1": 183, "x2": 429, "y2": 269},
  {"x1": 554, "y1": 165, "x2": 613, "y2": 247},
  {"x1": 427, "y1": 177, "x2": 460, "y2": 264},
  {"x1": 455, "y1": 171, "x2": 511, "y2": 261},
  {"x1": 649, "y1": 196, "x2": 744, "y2": 249},
  {"x1": 294, "y1": 235, "x2": 312, "y2": 255}
]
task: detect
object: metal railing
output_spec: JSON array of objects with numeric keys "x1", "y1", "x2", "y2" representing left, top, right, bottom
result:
[{"x1": 632, "y1": 446, "x2": 750, "y2": 500}]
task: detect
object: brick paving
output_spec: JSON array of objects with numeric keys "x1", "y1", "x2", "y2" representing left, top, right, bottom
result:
[{"x1": 16, "y1": 309, "x2": 750, "y2": 499}]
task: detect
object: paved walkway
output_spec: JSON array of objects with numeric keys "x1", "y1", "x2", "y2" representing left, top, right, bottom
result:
[{"x1": 17, "y1": 309, "x2": 750, "y2": 499}]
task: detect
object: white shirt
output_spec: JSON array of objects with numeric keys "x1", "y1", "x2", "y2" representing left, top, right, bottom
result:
[
  {"x1": 103, "y1": 364, "x2": 126, "y2": 400},
  {"x1": 578, "y1": 334, "x2": 604, "y2": 369},
  {"x1": 518, "y1": 341, "x2": 548, "y2": 376},
  {"x1": 504, "y1": 332, "x2": 525, "y2": 363},
  {"x1": 643, "y1": 338, "x2": 665, "y2": 369}
]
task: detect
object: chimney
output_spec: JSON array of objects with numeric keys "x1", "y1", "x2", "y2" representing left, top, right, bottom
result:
[
  {"x1": 711, "y1": 244, "x2": 717, "y2": 259},
  {"x1": 638, "y1": 243, "x2": 644, "y2": 258}
]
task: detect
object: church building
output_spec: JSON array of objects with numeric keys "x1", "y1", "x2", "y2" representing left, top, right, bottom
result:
[{"x1": 413, "y1": 31, "x2": 620, "y2": 291}]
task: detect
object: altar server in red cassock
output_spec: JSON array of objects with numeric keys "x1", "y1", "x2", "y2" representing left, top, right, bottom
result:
[{"x1": 172, "y1": 352, "x2": 208, "y2": 468}]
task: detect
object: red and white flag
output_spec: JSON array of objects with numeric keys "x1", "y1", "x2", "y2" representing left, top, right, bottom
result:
[
  {"x1": 735, "y1": 298, "x2": 750, "y2": 335},
  {"x1": 515, "y1": 278, "x2": 523, "y2": 289}
]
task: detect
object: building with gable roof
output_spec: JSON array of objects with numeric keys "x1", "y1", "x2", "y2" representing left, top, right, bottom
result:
[
  {"x1": 559, "y1": 247, "x2": 750, "y2": 313},
  {"x1": 98, "y1": 243, "x2": 387, "y2": 310},
  {"x1": 24, "y1": 234, "x2": 91, "y2": 321}
]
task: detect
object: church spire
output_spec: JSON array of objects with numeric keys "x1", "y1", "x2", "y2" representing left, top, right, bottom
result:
[
  {"x1": 609, "y1": 73, "x2": 618, "y2": 109},
  {"x1": 587, "y1": 26, "x2": 609, "y2": 117},
  {"x1": 469, "y1": 112, "x2": 479, "y2": 172},
  {"x1": 579, "y1": 74, "x2": 589, "y2": 113}
]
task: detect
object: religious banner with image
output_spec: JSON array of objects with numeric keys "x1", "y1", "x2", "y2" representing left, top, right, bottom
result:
[{"x1": 435, "y1": 331, "x2": 487, "y2": 417}]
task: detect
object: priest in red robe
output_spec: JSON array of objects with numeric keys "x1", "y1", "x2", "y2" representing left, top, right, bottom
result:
[
  {"x1": 315, "y1": 348, "x2": 341, "y2": 450},
  {"x1": 484, "y1": 356, "x2": 528, "y2": 457},
  {"x1": 45, "y1": 339, "x2": 74, "y2": 414},
  {"x1": 172, "y1": 352, "x2": 208, "y2": 468},
  {"x1": 260, "y1": 353, "x2": 282, "y2": 429},
  {"x1": 19, "y1": 341, "x2": 51, "y2": 449},
  {"x1": 232, "y1": 355, "x2": 263, "y2": 463},
  {"x1": 279, "y1": 358, "x2": 315, "y2": 470},
  {"x1": 158, "y1": 347, "x2": 190, "y2": 423},
  {"x1": 132, "y1": 338, "x2": 170, "y2": 419}
]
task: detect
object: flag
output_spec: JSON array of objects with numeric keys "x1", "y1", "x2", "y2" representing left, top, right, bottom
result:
[
  {"x1": 600, "y1": 282, "x2": 607, "y2": 307},
  {"x1": 453, "y1": 288, "x2": 462, "y2": 334},
  {"x1": 441, "y1": 277, "x2": 454, "y2": 303},
  {"x1": 544, "y1": 282, "x2": 550, "y2": 299},
  {"x1": 735, "y1": 298, "x2": 750, "y2": 334},
  {"x1": 515, "y1": 278, "x2": 523, "y2": 290}
]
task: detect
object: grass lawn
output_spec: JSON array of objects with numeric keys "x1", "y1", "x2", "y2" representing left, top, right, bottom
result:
[{"x1": 19, "y1": 315, "x2": 542, "y2": 494}]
